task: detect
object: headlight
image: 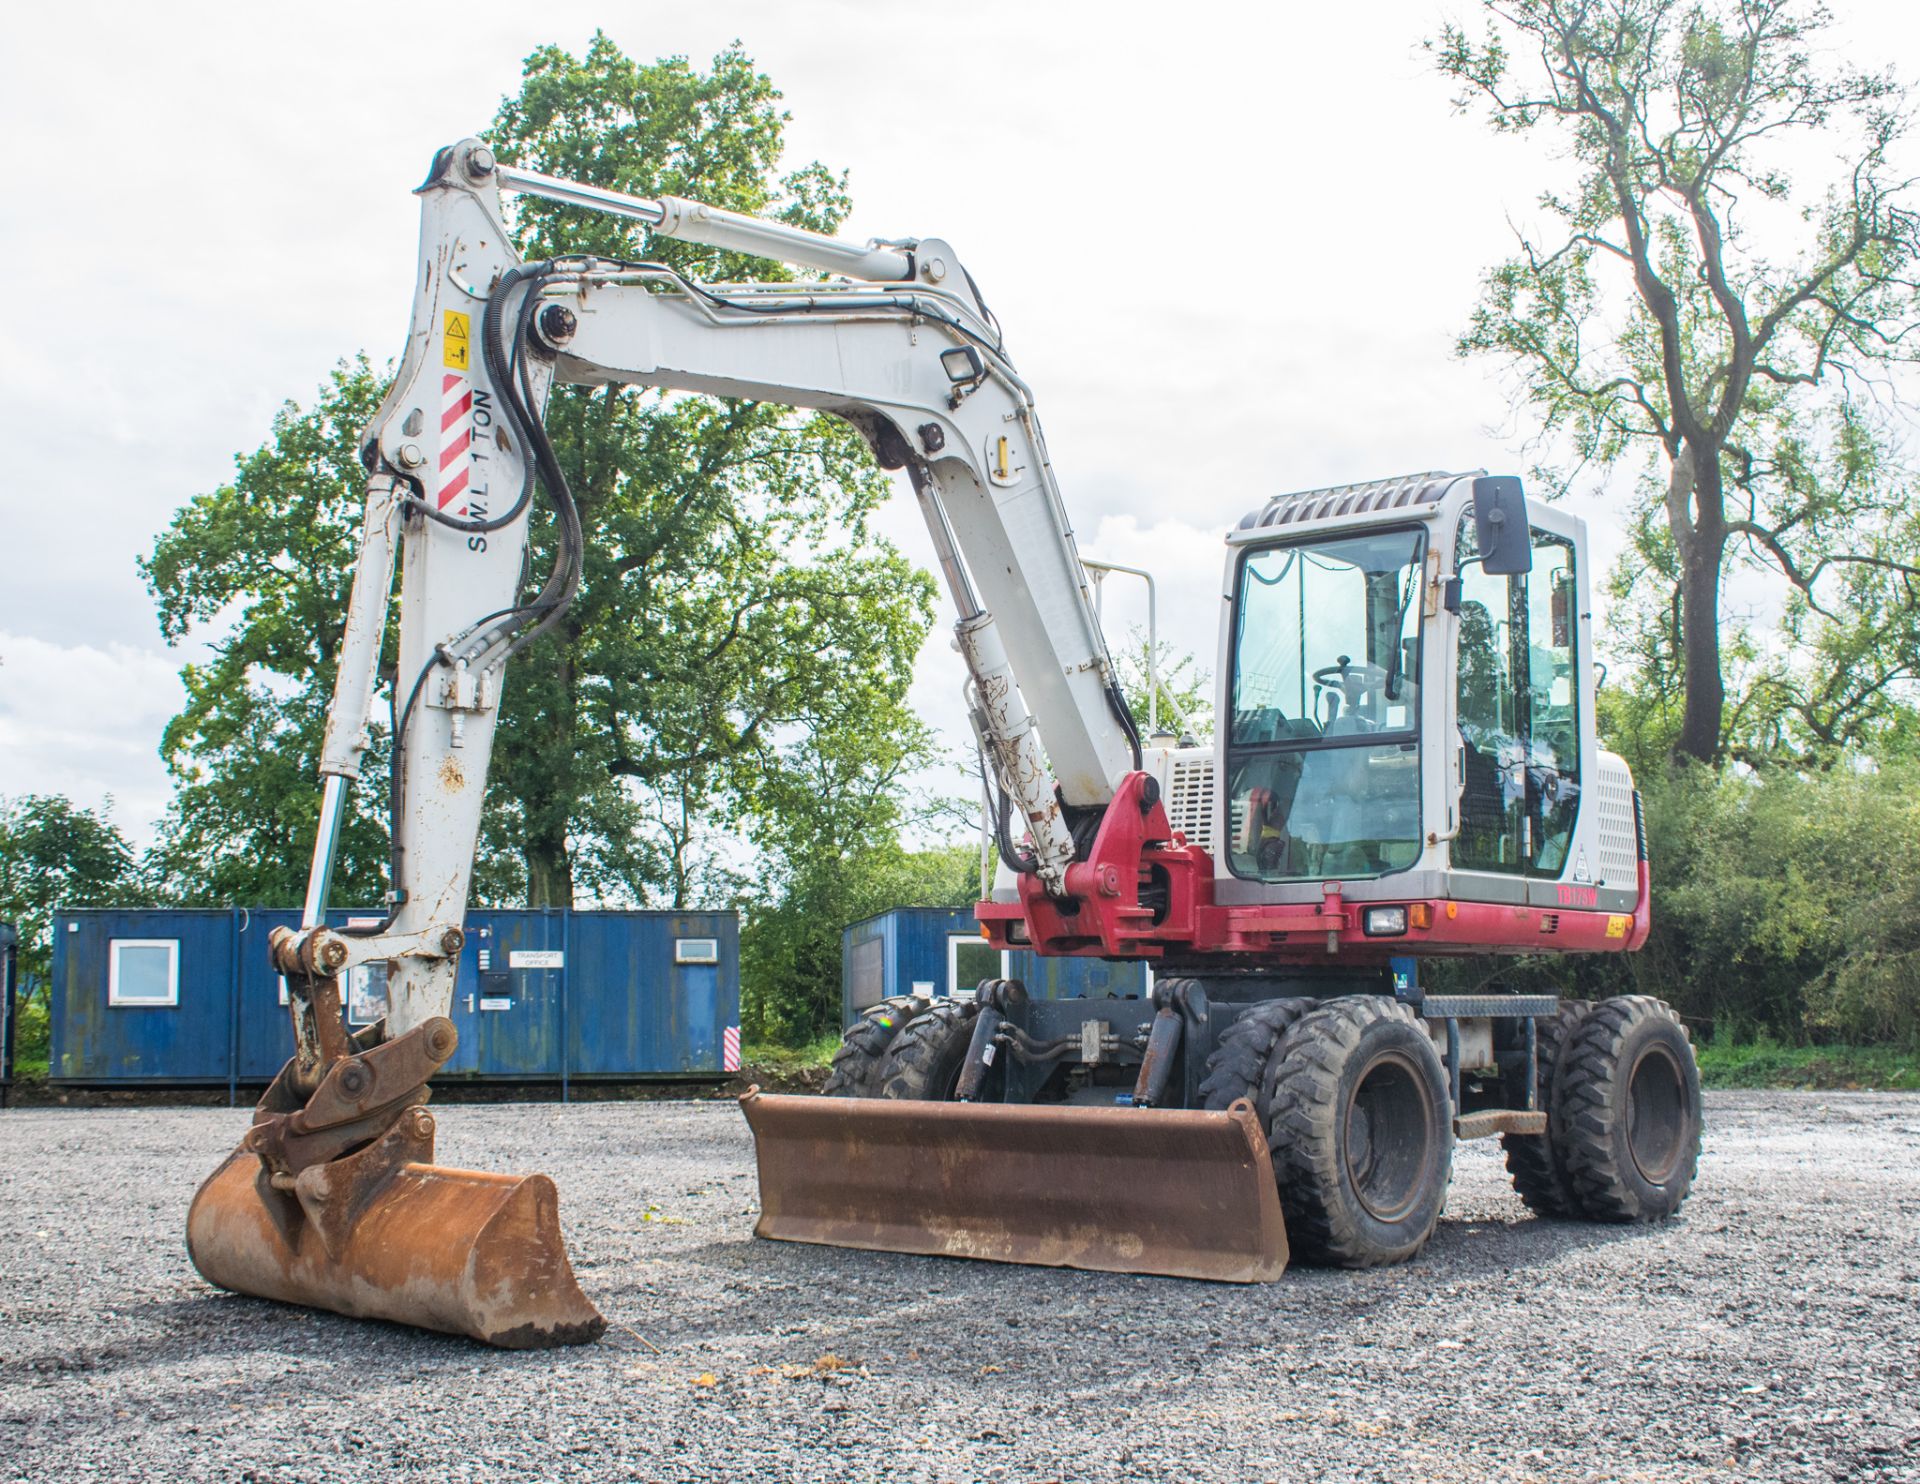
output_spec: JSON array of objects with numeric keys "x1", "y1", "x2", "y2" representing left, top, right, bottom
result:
[
  {"x1": 1364, "y1": 906, "x2": 1409, "y2": 937},
  {"x1": 941, "y1": 346, "x2": 985, "y2": 383}
]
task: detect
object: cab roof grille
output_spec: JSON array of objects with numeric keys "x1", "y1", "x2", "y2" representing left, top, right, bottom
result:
[{"x1": 1237, "y1": 471, "x2": 1461, "y2": 531}]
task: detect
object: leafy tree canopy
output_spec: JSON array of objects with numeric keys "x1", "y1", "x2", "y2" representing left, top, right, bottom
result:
[
  {"x1": 0, "y1": 794, "x2": 140, "y2": 992},
  {"x1": 141, "y1": 359, "x2": 394, "y2": 906},
  {"x1": 1436, "y1": 0, "x2": 1920, "y2": 766}
]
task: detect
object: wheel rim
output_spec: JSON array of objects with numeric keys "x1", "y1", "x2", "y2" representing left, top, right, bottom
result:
[
  {"x1": 1342, "y1": 1050, "x2": 1435, "y2": 1223},
  {"x1": 1626, "y1": 1042, "x2": 1689, "y2": 1185}
]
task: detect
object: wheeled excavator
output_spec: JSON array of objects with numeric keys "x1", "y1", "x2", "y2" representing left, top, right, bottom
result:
[{"x1": 187, "y1": 139, "x2": 1705, "y2": 1347}]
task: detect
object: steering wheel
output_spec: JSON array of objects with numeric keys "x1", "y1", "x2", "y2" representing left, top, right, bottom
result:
[
  {"x1": 1312, "y1": 656, "x2": 1391, "y2": 727},
  {"x1": 1313, "y1": 656, "x2": 1390, "y2": 697}
]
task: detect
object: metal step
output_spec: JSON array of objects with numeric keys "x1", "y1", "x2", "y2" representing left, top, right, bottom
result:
[
  {"x1": 1419, "y1": 995, "x2": 1559, "y2": 1019},
  {"x1": 1454, "y1": 1109, "x2": 1547, "y2": 1140}
]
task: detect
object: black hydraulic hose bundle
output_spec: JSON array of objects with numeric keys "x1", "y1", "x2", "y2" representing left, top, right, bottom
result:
[{"x1": 979, "y1": 745, "x2": 1038, "y2": 877}]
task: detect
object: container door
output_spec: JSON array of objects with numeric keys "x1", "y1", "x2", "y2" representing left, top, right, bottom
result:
[
  {"x1": 565, "y1": 914, "x2": 733, "y2": 1077},
  {"x1": 445, "y1": 913, "x2": 563, "y2": 1079}
]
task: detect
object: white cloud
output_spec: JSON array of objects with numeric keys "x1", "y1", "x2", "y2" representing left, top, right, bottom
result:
[{"x1": 0, "y1": 633, "x2": 181, "y2": 842}]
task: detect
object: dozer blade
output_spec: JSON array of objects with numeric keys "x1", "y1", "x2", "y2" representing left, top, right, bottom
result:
[
  {"x1": 740, "y1": 1090, "x2": 1288, "y2": 1282},
  {"x1": 187, "y1": 1106, "x2": 605, "y2": 1349}
]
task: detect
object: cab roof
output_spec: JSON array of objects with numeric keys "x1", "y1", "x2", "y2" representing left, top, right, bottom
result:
[{"x1": 1235, "y1": 470, "x2": 1472, "y2": 533}]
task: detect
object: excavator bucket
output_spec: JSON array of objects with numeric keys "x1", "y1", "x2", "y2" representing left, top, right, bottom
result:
[
  {"x1": 188, "y1": 1100, "x2": 605, "y2": 1349},
  {"x1": 740, "y1": 1090, "x2": 1288, "y2": 1282},
  {"x1": 188, "y1": 937, "x2": 604, "y2": 1348}
]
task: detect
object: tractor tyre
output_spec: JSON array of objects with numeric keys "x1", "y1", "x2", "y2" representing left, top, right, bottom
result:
[
  {"x1": 1197, "y1": 997, "x2": 1315, "y2": 1126},
  {"x1": 1501, "y1": 997, "x2": 1592, "y2": 1216},
  {"x1": 822, "y1": 994, "x2": 933, "y2": 1097},
  {"x1": 876, "y1": 1000, "x2": 993, "y2": 1101},
  {"x1": 1555, "y1": 996, "x2": 1702, "y2": 1222},
  {"x1": 1261, "y1": 996, "x2": 1453, "y2": 1267}
]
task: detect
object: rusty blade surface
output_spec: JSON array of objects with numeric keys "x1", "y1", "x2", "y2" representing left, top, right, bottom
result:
[
  {"x1": 739, "y1": 1091, "x2": 1288, "y2": 1283},
  {"x1": 187, "y1": 1140, "x2": 605, "y2": 1349}
]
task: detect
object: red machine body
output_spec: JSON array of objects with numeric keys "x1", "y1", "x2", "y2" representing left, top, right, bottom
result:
[{"x1": 976, "y1": 772, "x2": 1652, "y2": 965}]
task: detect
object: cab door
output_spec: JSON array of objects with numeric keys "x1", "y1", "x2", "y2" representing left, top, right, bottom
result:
[
  {"x1": 1523, "y1": 534, "x2": 1583, "y2": 878},
  {"x1": 1449, "y1": 519, "x2": 1583, "y2": 892}
]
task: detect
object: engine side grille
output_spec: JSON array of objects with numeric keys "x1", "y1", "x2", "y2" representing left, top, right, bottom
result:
[
  {"x1": 1165, "y1": 756, "x2": 1216, "y2": 850},
  {"x1": 1594, "y1": 754, "x2": 1639, "y2": 886}
]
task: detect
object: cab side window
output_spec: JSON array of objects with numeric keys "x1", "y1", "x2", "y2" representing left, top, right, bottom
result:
[{"x1": 1452, "y1": 519, "x2": 1523, "y2": 871}]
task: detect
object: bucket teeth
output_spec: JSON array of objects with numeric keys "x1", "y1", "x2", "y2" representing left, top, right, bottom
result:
[{"x1": 739, "y1": 1090, "x2": 1289, "y2": 1283}]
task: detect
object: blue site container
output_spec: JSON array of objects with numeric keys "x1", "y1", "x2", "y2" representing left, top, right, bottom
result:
[
  {"x1": 53, "y1": 909, "x2": 238, "y2": 1083},
  {"x1": 840, "y1": 906, "x2": 1149, "y2": 1026},
  {"x1": 52, "y1": 907, "x2": 740, "y2": 1092}
]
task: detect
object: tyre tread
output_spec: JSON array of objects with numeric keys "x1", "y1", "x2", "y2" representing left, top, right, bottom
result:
[
  {"x1": 1262, "y1": 996, "x2": 1447, "y2": 1268},
  {"x1": 822, "y1": 994, "x2": 931, "y2": 1097},
  {"x1": 1556, "y1": 995, "x2": 1701, "y2": 1222},
  {"x1": 1197, "y1": 997, "x2": 1315, "y2": 1119},
  {"x1": 876, "y1": 1000, "x2": 977, "y2": 1101},
  {"x1": 1502, "y1": 998, "x2": 1590, "y2": 1216}
]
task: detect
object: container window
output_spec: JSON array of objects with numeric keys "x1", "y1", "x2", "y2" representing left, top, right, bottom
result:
[
  {"x1": 676, "y1": 937, "x2": 719, "y2": 964},
  {"x1": 108, "y1": 939, "x2": 179, "y2": 1006},
  {"x1": 948, "y1": 935, "x2": 1007, "y2": 1000}
]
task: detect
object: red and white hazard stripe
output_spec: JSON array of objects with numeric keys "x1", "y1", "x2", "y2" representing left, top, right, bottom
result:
[
  {"x1": 722, "y1": 1025, "x2": 741, "y2": 1072},
  {"x1": 439, "y1": 371, "x2": 473, "y2": 514}
]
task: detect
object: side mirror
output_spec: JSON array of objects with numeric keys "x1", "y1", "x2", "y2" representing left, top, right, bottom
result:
[{"x1": 1472, "y1": 476, "x2": 1534, "y2": 576}]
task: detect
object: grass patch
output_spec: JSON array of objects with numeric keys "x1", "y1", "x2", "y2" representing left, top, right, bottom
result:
[
  {"x1": 1695, "y1": 1038, "x2": 1920, "y2": 1092},
  {"x1": 741, "y1": 1034, "x2": 840, "y2": 1073}
]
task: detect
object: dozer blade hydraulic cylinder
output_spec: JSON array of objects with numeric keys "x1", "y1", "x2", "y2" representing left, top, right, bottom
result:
[{"x1": 740, "y1": 1091, "x2": 1288, "y2": 1283}]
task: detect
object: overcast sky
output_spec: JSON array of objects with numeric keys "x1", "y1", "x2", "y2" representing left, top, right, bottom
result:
[{"x1": 4, "y1": 0, "x2": 1915, "y2": 846}]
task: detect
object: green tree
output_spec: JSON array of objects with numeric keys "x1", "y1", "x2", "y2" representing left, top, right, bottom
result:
[
  {"x1": 1436, "y1": 0, "x2": 1920, "y2": 765},
  {"x1": 0, "y1": 795, "x2": 141, "y2": 1070},
  {"x1": 475, "y1": 35, "x2": 938, "y2": 908},
  {"x1": 1114, "y1": 633, "x2": 1212, "y2": 741},
  {"x1": 142, "y1": 359, "x2": 396, "y2": 906},
  {"x1": 743, "y1": 825, "x2": 980, "y2": 1043}
]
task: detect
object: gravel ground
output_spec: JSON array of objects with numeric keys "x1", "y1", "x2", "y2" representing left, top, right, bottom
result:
[{"x1": 2, "y1": 1091, "x2": 1916, "y2": 1484}]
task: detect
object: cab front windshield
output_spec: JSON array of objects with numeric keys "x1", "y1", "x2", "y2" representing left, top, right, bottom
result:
[{"x1": 1227, "y1": 528, "x2": 1425, "y2": 881}]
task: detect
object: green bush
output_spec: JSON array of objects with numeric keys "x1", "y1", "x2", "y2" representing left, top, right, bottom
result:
[
  {"x1": 1643, "y1": 762, "x2": 1920, "y2": 1047},
  {"x1": 10, "y1": 989, "x2": 49, "y2": 1079},
  {"x1": 1424, "y1": 761, "x2": 1920, "y2": 1048},
  {"x1": 741, "y1": 842, "x2": 981, "y2": 1045}
]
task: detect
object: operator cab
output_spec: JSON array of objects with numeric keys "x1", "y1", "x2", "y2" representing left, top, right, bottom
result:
[{"x1": 1203, "y1": 470, "x2": 1635, "y2": 917}]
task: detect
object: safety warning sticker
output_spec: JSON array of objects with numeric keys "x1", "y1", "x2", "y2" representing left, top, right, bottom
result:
[{"x1": 442, "y1": 310, "x2": 471, "y2": 371}]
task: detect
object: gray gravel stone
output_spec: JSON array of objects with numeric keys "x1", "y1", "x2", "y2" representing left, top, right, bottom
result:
[{"x1": 2, "y1": 1091, "x2": 1916, "y2": 1482}]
